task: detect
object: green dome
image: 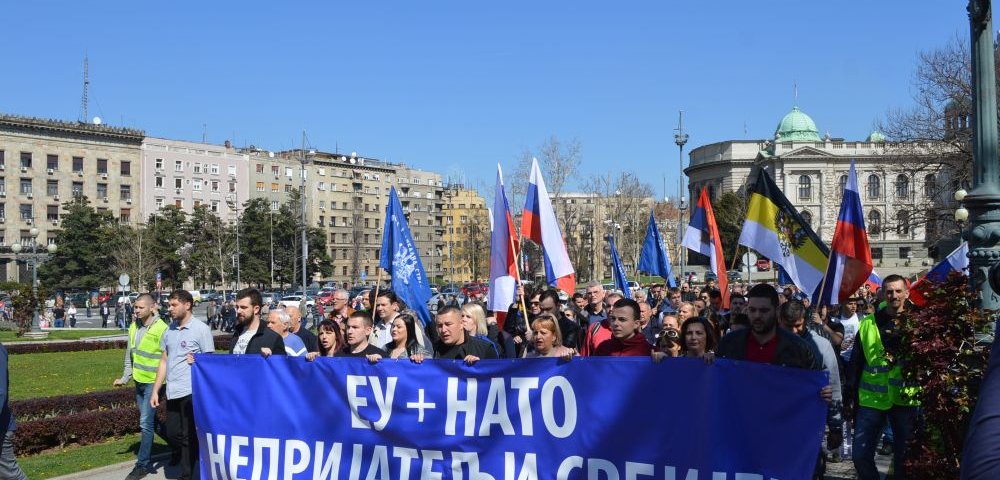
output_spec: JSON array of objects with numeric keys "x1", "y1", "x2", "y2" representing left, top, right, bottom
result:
[
  {"x1": 867, "y1": 130, "x2": 886, "y2": 143},
  {"x1": 774, "y1": 106, "x2": 821, "y2": 142}
]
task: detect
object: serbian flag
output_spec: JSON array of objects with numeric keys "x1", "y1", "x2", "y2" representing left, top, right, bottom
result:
[
  {"x1": 817, "y1": 161, "x2": 873, "y2": 305},
  {"x1": 909, "y1": 242, "x2": 969, "y2": 307},
  {"x1": 521, "y1": 158, "x2": 576, "y2": 294},
  {"x1": 682, "y1": 187, "x2": 729, "y2": 308},
  {"x1": 488, "y1": 165, "x2": 520, "y2": 328}
]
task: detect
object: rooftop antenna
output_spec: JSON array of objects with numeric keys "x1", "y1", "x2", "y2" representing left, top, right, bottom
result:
[
  {"x1": 793, "y1": 81, "x2": 798, "y2": 107},
  {"x1": 744, "y1": 120, "x2": 748, "y2": 139},
  {"x1": 81, "y1": 55, "x2": 89, "y2": 123},
  {"x1": 202, "y1": 124, "x2": 207, "y2": 143}
]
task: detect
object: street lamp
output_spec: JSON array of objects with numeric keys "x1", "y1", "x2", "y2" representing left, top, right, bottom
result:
[
  {"x1": 675, "y1": 110, "x2": 689, "y2": 286},
  {"x1": 11, "y1": 227, "x2": 57, "y2": 334},
  {"x1": 226, "y1": 192, "x2": 241, "y2": 288}
]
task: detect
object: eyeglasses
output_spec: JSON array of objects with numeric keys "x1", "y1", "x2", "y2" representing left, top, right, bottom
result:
[
  {"x1": 656, "y1": 328, "x2": 680, "y2": 340},
  {"x1": 530, "y1": 301, "x2": 540, "y2": 306}
]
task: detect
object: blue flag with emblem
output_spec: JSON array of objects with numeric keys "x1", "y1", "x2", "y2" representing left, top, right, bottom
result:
[
  {"x1": 379, "y1": 187, "x2": 433, "y2": 325},
  {"x1": 608, "y1": 233, "x2": 632, "y2": 299},
  {"x1": 637, "y1": 210, "x2": 677, "y2": 288}
]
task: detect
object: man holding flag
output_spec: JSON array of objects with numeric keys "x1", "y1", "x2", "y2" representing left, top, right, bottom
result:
[
  {"x1": 638, "y1": 210, "x2": 677, "y2": 289},
  {"x1": 682, "y1": 187, "x2": 729, "y2": 309}
]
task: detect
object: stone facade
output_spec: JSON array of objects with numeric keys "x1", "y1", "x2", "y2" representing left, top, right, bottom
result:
[
  {"x1": 441, "y1": 185, "x2": 488, "y2": 283},
  {"x1": 141, "y1": 137, "x2": 249, "y2": 222},
  {"x1": 0, "y1": 114, "x2": 143, "y2": 282}
]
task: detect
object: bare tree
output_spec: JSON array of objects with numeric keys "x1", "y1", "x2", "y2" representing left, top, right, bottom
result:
[
  {"x1": 453, "y1": 208, "x2": 492, "y2": 281},
  {"x1": 584, "y1": 172, "x2": 655, "y2": 280},
  {"x1": 109, "y1": 223, "x2": 158, "y2": 292}
]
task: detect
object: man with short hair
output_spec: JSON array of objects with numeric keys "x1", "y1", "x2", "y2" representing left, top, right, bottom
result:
[
  {"x1": 150, "y1": 290, "x2": 215, "y2": 480},
  {"x1": 538, "y1": 290, "x2": 580, "y2": 350},
  {"x1": 230, "y1": 288, "x2": 285, "y2": 356},
  {"x1": 286, "y1": 306, "x2": 318, "y2": 353},
  {"x1": 114, "y1": 294, "x2": 168, "y2": 479},
  {"x1": 584, "y1": 281, "x2": 608, "y2": 326},
  {"x1": 371, "y1": 291, "x2": 401, "y2": 348},
  {"x1": 267, "y1": 309, "x2": 307, "y2": 356},
  {"x1": 716, "y1": 284, "x2": 820, "y2": 369},
  {"x1": 593, "y1": 299, "x2": 653, "y2": 357},
  {"x1": 328, "y1": 289, "x2": 354, "y2": 324},
  {"x1": 338, "y1": 311, "x2": 388, "y2": 358},
  {"x1": 848, "y1": 275, "x2": 920, "y2": 480},
  {"x1": 431, "y1": 306, "x2": 497, "y2": 364},
  {"x1": 638, "y1": 301, "x2": 660, "y2": 345}
]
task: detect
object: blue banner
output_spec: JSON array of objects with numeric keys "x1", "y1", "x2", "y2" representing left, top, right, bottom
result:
[{"x1": 193, "y1": 355, "x2": 826, "y2": 480}]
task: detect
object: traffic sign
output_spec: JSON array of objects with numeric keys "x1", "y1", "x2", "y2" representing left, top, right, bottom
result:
[{"x1": 118, "y1": 274, "x2": 130, "y2": 287}]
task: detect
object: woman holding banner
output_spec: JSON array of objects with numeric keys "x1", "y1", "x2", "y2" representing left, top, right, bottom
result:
[
  {"x1": 525, "y1": 314, "x2": 575, "y2": 359},
  {"x1": 681, "y1": 317, "x2": 717, "y2": 360},
  {"x1": 384, "y1": 312, "x2": 431, "y2": 359},
  {"x1": 305, "y1": 319, "x2": 346, "y2": 360}
]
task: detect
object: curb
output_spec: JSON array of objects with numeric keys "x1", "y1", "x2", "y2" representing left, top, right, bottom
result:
[{"x1": 47, "y1": 452, "x2": 170, "y2": 480}]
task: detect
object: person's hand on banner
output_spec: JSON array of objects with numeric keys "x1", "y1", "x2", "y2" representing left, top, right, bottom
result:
[
  {"x1": 305, "y1": 352, "x2": 319, "y2": 362},
  {"x1": 366, "y1": 354, "x2": 382, "y2": 364},
  {"x1": 463, "y1": 355, "x2": 481, "y2": 365},
  {"x1": 820, "y1": 385, "x2": 833, "y2": 403},
  {"x1": 185, "y1": 353, "x2": 195, "y2": 365},
  {"x1": 260, "y1": 348, "x2": 272, "y2": 358},
  {"x1": 409, "y1": 353, "x2": 425, "y2": 364}
]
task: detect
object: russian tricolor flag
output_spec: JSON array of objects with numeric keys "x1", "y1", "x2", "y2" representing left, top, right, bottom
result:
[
  {"x1": 864, "y1": 270, "x2": 882, "y2": 291},
  {"x1": 818, "y1": 161, "x2": 873, "y2": 305},
  {"x1": 488, "y1": 165, "x2": 520, "y2": 326},
  {"x1": 682, "y1": 187, "x2": 729, "y2": 308},
  {"x1": 521, "y1": 158, "x2": 576, "y2": 294},
  {"x1": 909, "y1": 242, "x2": 969, "y2": 307}
]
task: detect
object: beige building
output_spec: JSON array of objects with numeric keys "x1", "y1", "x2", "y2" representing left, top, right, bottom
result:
[
  {"x1": 441, "y1": 185, "x2": 488, "y2": 283},
  {"x1": 686, "y1": 106, "x2": 955, "y2": 269},
  {"x1": 0, "y1": 114, "x2": 143, "y2": 281},
  {"x1": 141, "y1": 137, "x2": 249, "y2": 222}
]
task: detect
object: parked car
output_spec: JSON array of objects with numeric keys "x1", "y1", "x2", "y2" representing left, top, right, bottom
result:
[
  {"x1": 704, "y1": 272, "x2": 718, "y2": 283},
  {"x1": 187, "y1": 290, "x2": 203, "y2": 304},
  {"x1": 727, "y1": 271, "x2": 744, "y2": 282},
  {"x1": 428, "y1": 293, "x2": 467, "y2": 315},
  {"x1": 279, "y1": 295, "x2": 315, "y2": 309},
  {"x1": 316, "y1": 290, "x2": 336, "y2": 306}
]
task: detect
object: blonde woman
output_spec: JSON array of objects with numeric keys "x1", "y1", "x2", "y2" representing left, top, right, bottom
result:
[
  {"x1": 461, "y1": 303, "x2": 500, "y2": 358},
  {"x1": 525, "y1": 314, "x2": 576, "y2": 359}
]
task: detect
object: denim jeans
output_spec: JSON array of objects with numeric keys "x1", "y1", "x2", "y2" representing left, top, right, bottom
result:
[
  {"x1": 852, "y1": 405, "x2": 918, "y2": 479},
  {"x1": 135, "y1": 382, "x2": 160, "y2": 470},
  {"x1": 0, "y1": 429, "x2": 26, "y2": 480}
]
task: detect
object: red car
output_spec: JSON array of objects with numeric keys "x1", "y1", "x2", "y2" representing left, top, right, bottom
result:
[
  {"x1": 462, "y1": 283, "x2": 489, "y2": 298},
  {"x1": 316, "y1": 290, "x2": 336, "y2": 306}
]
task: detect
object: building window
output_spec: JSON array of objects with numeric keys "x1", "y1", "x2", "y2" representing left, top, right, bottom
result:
[
  {"x1": 868, "y1": 209, "x2": 882, "y2": 234},
  {"x1": 212, "y1": 164, "x2": 221, "y2": 175},
  {"x1": 211, "y1": 180, "x2": 219, "y2": 192},
  {"x1": 19, "y1": 179, "x2": 31, "y2": 195},
  {"x1": 155, "y1": 158, "x2": 163, "y2": 170},
  {"x1": 229, "y1": 182, "x2": 236, "y2": 193},
  {"x1": 285, "y1": 184, "x2": 293, "y2": 193},
  {"x1": 175, "y1": 160, "x2": 183, "y2": 172},
  {"x1": 97, "y1": 183, "x2": 108, "y2": 199},
  {"x1": 192, "y1": 180, "x2": 202, "y2": 191},
  {"x1": 73, "y1": 156, "x2": 83, "y2": 172},
  {"x1": 121, "y1": 161, "x2": 131, "y2": 176},
  {"x1": 797, "y1": 175, "x2": 812, "y2": 199},
  {"x1": 271, "y1": 183, "x2": 279, "y2": 193},
  {"x1": 896, "y1": 210, "x2": 910, "y2": 235},
  {"x1": 19, "y1": 152, "x2": 31, "y2": 169},
  {"x1": 97, "y1": 158, "x2": 108, "y2": 174},
  {"x1": 270, "y1": 200, "x2": 279, "y2": 211},
  {"x1": 271, "y1": 165, "x2": 280, "y2": 175},
  {"x1": 46, "y1": 180, "x2": 58, "y2": 197},
  {"x1": 194, "y1": 163, "x2": 202, "y2": 174},
  {"x1": 175, "y1": 199, "x2": 183, "y2": 208},
  {"x1": 47, "y1": 205, "x2": 58, "y2": 221},
  {"x1": 227, "y1": 165, "x2": 235, "y2": 176},
  {"x1": 895, "y1": 174, "x2": 909, "y2": 198},
  {"x1": 838, "y1": 174, "x2": 848, "y2": 193},
  {"x1": 155, "y1": 197, "x2": 164, "y2": 209},
  {"x1": 19, "y1": 204, "x2": 32, "y2": 220},
  {"x1": 211, "y1": 200, "x2": 219, "y2": 212},
  {"x1": 120, "y1": 185, "x2": 132, "y2": 200},
  {"x1": 924, "y1": 174, "x2": 936, "y2": 198},
  {"x1": 120, "y1": 208, "x2": 131, "y2": 223},
  {"x1": 155, "y1": 176, "x2": 164, "y2": 188},
  {"x1": 899, "y1": 246, "x2": 912, "y2": 260},
  {"x1": 285, "y1": 167, "x2": 293, "y2": 177},
  {"x1": 867, "y1": 174, "x2": 881, "y2": 200},
  {"x1": 0, "y1": 150, "x2": 5, "y2": 167},
  {"x1": 256, "y1": 182, "x2": 265, "y2": 192},
  {"x1": 72, "y1": 182, "x2": 83, "y2": 196},
  {"x1": 46, "y1": 155, "x2": 58, "y2": 170},
  {"x1": 175, "y1": 178, "x2": 183, "y2": 189}
]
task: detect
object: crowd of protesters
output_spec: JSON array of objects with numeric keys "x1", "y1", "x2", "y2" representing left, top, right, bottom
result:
[{"x1": 73, "y1": 272, "x2": 915, "y2": 480}]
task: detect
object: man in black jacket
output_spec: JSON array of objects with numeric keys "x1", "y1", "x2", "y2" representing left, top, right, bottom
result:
[
  {"x1": 433, "y1": 306, "x2": 498, "y2": 364},
  {"x1": 717, "y1": 283, "x2": 822, "y2": 370},
  {"x1": 538, "y1": 289, "x2": 580, "y2": 350},
  {"x1": 230, "y1": 288, "x2": 285, "y2": 356}
]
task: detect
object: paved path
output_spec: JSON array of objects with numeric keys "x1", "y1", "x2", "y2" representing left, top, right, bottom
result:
[{"x1": 49, "y1": 455, "x2": 179, "y2": 480}]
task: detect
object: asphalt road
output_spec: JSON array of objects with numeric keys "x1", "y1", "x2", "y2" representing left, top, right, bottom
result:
[{"x1": 50, "y1": 303, "x2": 215, "y2": 330}]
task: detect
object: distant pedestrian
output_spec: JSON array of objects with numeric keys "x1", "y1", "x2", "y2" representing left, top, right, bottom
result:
[
  {"x1": 67, "y1": 303, "x2": 77, "y2": 328},
  {"x1": 52, "y1": 305, "x2": 65, "y2": 328},
  {"x1": 100, "y1": 302, "x2": 110, "y2": 328},
  {"x1": 85, "y1": 298, "x2": 91, "y2": 318}
]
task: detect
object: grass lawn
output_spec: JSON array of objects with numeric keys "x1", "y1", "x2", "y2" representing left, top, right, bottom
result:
[
  {"x1": 19, "y1": 433, "x2": 170, "y2": 479},
  {"x1": 9, "y1": 348, "x2": 124, "y2": 400},
  {"x1": 0, "y1": 329, "x2": 117, "y2": 342}
]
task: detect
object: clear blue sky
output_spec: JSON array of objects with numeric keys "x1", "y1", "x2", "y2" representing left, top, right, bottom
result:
[{"x1": 0, "y1": 1, "x2": 970, "y2": 197}]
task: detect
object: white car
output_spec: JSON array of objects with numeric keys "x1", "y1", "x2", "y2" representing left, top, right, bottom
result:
[{"x1": 279, "y1": 295, "x2": 315, "y2": 309}]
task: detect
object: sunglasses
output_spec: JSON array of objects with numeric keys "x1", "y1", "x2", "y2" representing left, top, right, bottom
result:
[{"x1": 656, "y1": 328, "x2": 680, "y2": 340}]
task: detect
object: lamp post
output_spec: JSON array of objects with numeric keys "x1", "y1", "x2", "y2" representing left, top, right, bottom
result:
[
  {"x1": 226, "y1": 192, "x2": 241, "y2": 288},
  {"x1": 299, "y1": 135, "x2": 315, "y2": 301},
  {"x1": 964, "y1": 1, "x2": 1000, "y2": 309},
  {"x1": 674, "y1": 110, "x2": 689, "y2": 286},
  {"x1": 11, "y1": 227, "x2": 57, "y2": 334}
]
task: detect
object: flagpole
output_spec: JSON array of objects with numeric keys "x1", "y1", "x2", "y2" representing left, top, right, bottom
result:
[
  {"x1": 508, "y1": 234, "x2": 531, "y2": 334},
  {"x1": 372, "y1": 268, "x2": 383, "y2": 312}
]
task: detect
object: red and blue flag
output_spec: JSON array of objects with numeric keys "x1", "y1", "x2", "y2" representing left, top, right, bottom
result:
[
  {"x1": 682, "y1": 187, "x2": 729, "y2": 308},
  {"x1": 521, "y1": 158, "x2": 576, "y2": 294},
  {"x1": 817, "y1": 161, "x2": 873, "y2": 305}
]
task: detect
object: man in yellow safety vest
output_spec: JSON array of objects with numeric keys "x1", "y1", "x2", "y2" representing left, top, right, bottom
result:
[
  {"x1": 113, "y1": 293, "x2": 169, "y2": 479},
  {"x1": 847, "y1": 275, "x2": 920, "y2": 480}
]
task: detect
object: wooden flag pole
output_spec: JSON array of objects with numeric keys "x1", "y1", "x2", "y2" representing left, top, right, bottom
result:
[
  {"x1": 509, "y1": 235, "x2": 532, "y2": 334},
  {"x1": 372, "y1": 268, "x2": 384, "y2": 312}
]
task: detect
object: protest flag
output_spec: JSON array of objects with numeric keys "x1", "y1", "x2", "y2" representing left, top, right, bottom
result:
[
  {"x1": 379, "y1": 186, "x2": 433, "y2": 325},
  {"x1": 487, "y1": 165, "x2": 523, "y2": 329},
  {"x1": 864, "y1": 270, "x2": 882, "y2": 291},
  {"x1": 521, "y1": 157, "x2": 576, "y2": 294},
  {"x1": 638, "y1": 210, "x2": 677, "y2": 288},
  {"x1": 909, "y1": 242, "x2": 969, "y2": 307},
  {"x1": 817, "y1": 161, "x2": 873, "y2": 305},
  {"x1": 608, "y1": 233, "x2": 632, "y2": 299},
  {"x1": 683, "y1": 187, "x2": 730, "y2": 308},
  {"x1": 739, "y1": 168, "x2": 830, "y2": 298}
]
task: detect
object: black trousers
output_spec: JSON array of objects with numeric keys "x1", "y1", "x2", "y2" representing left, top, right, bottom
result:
[{"x1": 166, "y1": 395, "x2": 199, "y2": 480}]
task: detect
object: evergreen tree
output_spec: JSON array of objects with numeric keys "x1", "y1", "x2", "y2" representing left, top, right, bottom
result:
[
  {"x1": 145, "y1": 206, "x2": 188, "y2": 289},
  {"x1": 38, "y1": 196, "x2": 116, "y2": 289},
  {"x1": 185, "y1": 205, "x2": 233, "y2": 289}
]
